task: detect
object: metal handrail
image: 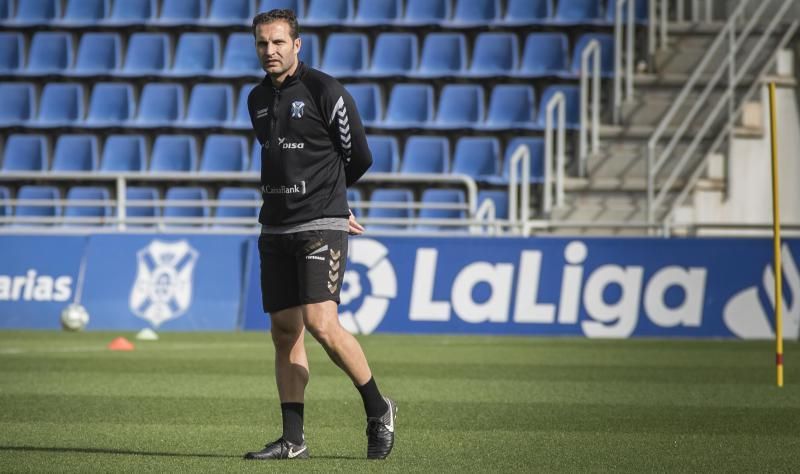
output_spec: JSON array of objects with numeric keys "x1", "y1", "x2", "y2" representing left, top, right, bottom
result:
[
  {"x1": 507, "y1": 142, "x2": 530, "y2": 232},
  {"x1": 544, "y1": 91, "x2": 566, "y2": 214},
  {"x1": 579, "y1": 40, "x2": 600, "y2": 175},
  {"x1": 646, "y1": 0, "x2": 795, "y2": 224},
  {"x1": 648, "y1": 0, "x2": 670, "y2": 61},
  {"x1": 613, "y1": 0, "x2": 635, "y2": 124}
]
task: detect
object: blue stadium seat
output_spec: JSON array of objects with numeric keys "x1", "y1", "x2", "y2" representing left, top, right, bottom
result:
[
  {"x1": 0, "y1": 186, "x2": 10, "y2": 221},
  {"x1": 434, "y1": 84, "x2": 484, "y2": 128},
  {"x1": 164, "y1": 187, "x2": 209, "y2": 227},
  {"x1": 124, "y1": 187, "x2": 159, "y2": 225},
  {"x1": 159, "y1": 0, "x2": 207, "y2": 23},
  {"x1": 344, "y1": 83, "x2": 382, "y2": 126},
  {"x1": 384, "y1": 84, "x2": 434, "y2": 127},
  {"x1": 0, "y1": 33, "x2": 24, "y2": 72},
  {"x1": 185, "y1": 84, "x2": 234, "y2": 126},
  {"x1": 61, "y1": 0, "x2": 109, "y2": 24},
  {"x1": 354, "y1": 0, "x2": 402, "y2": 24},
  {"x1": 500, "y1": 0, "x2": 552, "y2": 24},
  {"x1": 347, "y1": 188, "x2": 363, "y2": 218},
  {"x1": 172, "y1": 33, "x2": 220, "y2": 75},
  {"x1": 215, "y1": 187, "x2": 260, "y2": 226},
  {"x1": 469, "y1": 33, "x2": 519, "y2": 76},
  {"x1": 451, "y1": 0, "x2": 500, "y2": 24},
  {"x1": 100, "y1": 135, "x2": 146, "y2": 172},
  {"x1": 73, "y1": 33, "x2": 121, "y2": 75},
  {"x1": 606, "y1": 0, "x2": 649, "y2": 22},
  {"x1": 108, "y1": 0, "x2": 157, "y2": 24},
  {"x1": 208, "y1": 0, "x2": 254, "y2": 24},
  {"x1": 484, "y1": 85, "x2": 536, "y2": 129},
  {"x1": 201, "y1": 135, "x2": 248, "y2": 172},
  {"x1": 137, "y1": 83, "x2": 185, "y2": 126},
  {"x1": 0, "y1": 0, "x2": 10, "y2": 19},
  {"x1": 452, "y1": 137, "x2": 500, "y2": 181},
  {"x1": 553, "y1": 0, "x2": 603, "y2": 23},
  {"x1": 250, "y1": 139, "x2": 262, "y2": 172},
  {"x1": 321, "y1": 33, "x2": 368, "y2": 76},
  {"x1": 52, "y1": 135, "x2": 98, "y2": 172},
  {"x1": 370, "y1": 33, "x2": 418, "y2": 76},
  {"x1": 221, "y1": 33, "x2": 261, "y2": 76},
  {"x1": 27, "y1": 32, "x2": 72, "y2": 73},
  {"x1": 235, "y1": 83, "x2": 258, "y2": 129},
  {"x1": 418, "y1": 33, "x2": 467, "y2": 76},
  {"x1": 64, "y1": 187, "x2": 110, "y2": 226},
  {"x1": 306, "y1": 0, "x2": 352, "y2": 24},
  {"x1": 417, "y1": 189, "x2": 466, "y2": 231},
  {"x1": 403, "y1": 0, "x2": 451, "y2": 24},
  {"x1": 366, "y1": 135, "x2": 399, "y2": 173},
  {"x1": 38, "y1": 83, "x2": 83, "y2": 126},
  {"x1": 259, "y1": 0, "x2": 305, "y2": 18},
  {"x1": 538, "y1": 85, "x2": 581, "y2": 129},
  {"x1": 2, "y1": 135, "x2": 47, "y2": 171},
  {"x1": 567, "y1": 33, "x2": 615, "y2": 77},
  {"x1": 14, "y1": 0, "x2": 61, "y2": 24},
  {"x1": 0, "y1": 83, "x2": 35, "y2": 125},
  {"x1": 497, "y1": 137, "x2": 545, "y2": 183},
  {"x1": 14, "y1": 186, "x2": 60, "y2": 225},
  {"x1": 401, "y1": 136, "x2": 449, "y2": 174},
  {"x1": 86, "y1": 83, "x2": 135, "y2": 126},
  {"x1": 123, "y1": 33, "x2": 170, "y2": 75},
  {"x1": 519, "y1": 33, "x2": 569, "y2": 77},
  {"x1": 477, "y1": 190, "x2": 509, "y2": 220},
  {"x1": 299, "y1": 34, "x2": 320, "y2": 68},
  {"x1": 368, "y1": 188, "x2": 414, "y2": 230},
  {"x1": 150, "y1": 135, "x2": 198, "y2": 172}
]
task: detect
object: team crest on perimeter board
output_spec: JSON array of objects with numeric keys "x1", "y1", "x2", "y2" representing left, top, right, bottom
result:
[
  {"x1": 290, "y1": 100, "x2": 305, "y2": 119},
  {"x1": 129, "y1": 240, "x2": 198, "y2": 328}
]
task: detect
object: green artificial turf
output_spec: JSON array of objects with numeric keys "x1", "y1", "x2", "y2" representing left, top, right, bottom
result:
[{"x1": 0, "y1": 331, "x2": 798, "y2": 472}]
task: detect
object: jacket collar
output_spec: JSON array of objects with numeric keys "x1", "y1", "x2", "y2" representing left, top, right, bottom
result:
[{"x1": 263, "y1": 61, "x2": 306, "y2": 90}]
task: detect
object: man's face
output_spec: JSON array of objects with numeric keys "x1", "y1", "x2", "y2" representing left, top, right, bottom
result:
[{"x1": 255, "y1": 20, "x2": 301, "y2": 77}]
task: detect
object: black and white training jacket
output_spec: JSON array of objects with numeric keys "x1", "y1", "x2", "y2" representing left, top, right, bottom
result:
[{"x1": 248, "y1": 61, "x2": 372, "y2": 227}]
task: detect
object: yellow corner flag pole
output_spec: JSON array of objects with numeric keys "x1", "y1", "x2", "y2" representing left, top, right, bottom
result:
[{"x1": 768, "y1": 82, "x2": 784, "y2": 388}]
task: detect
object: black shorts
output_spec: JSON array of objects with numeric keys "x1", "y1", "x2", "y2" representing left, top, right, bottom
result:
[{"x1": 258, "y1": 229, "x2": 348, "y2": 313}]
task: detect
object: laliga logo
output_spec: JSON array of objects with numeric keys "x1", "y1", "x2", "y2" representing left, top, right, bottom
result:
[
  {"x1": 723, "y1": 244, "x2": 800, "y2": 340},
  {"x1": 339, "y1": 239, "x2": 397, "y2": 335},
  {"x1": 129, "y1": 240, "x2": 198, "y2": 328}
]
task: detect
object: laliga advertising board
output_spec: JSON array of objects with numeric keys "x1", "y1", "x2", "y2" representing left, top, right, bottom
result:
[
  {"x1": 0, "y1": 234, "x2": 798, "y2": 339},
  {"x1": 244, "y1": 236, "x2": 800, "y2": 340}
]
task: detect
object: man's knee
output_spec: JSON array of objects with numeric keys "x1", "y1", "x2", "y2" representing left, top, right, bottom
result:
[
  {"x1": 303, "y1": 302, "x2": 339, "y2": 347},
  {"x1": 270, "y1": 308, "x2": 303, "y2": 350}
]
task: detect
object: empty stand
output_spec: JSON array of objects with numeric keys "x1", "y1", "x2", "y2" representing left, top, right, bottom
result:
[
  {"x1": 208, "y1": 0, "x2": 254, "y2": 24},
  {"x1": 100, "y1": 135, "x2": 147, "y2": 172},
  {"x1": 484, "y1": 84, "x2": 537, "y2": 129},
  {"x1": 384, "y1": 84, "x2": 434, "y2": 127},
  {"x1": 37, "y1": 83, "x2": 84, "y2": 126},
  {"x1": 221, "y1": 33, "x2": 261, "y2": 76},
  {"x1": 61, "y1": 0, "x2": 110, "y2": 25},
  {"x1": 0, "y1": 33, "x2": 24, "y2": 72},
  {"x1": 401, "y1": 136, "x2": 450, "y2": 174},
  {"x1": 306, "y1": 0, "x2": 352, "y2": 24},
  {"x1": 0, "y1": 186, "x2": 10, "y2": 220},
  {"x1": 137, "y1": 83, "x2": 184, "y2": 126},
  {"x1": 27, "y1": 32, "x2": 72, "y2": 74},
  {"x1": 404, "y1": 0, "x2": 451, "y2": 24},
  {"x1": 418, "y1": 33, "x2": 467, "y2": 76},
  {"x1": 172, "y1": 33, "x2": 220, "y2": 75},
  {"x1": 299, "y1": 34, "x2": 320, "y2": 68},
  {"x1": 451, "y1": 0, "x2": 501, "y2": 24},
  {"x1": 435, "y1": 84, "x2": 484, "y2": 128},
  {"x1": 185, "y1": 84, "x2": 233, "y2": 126},
  {"x1": 214, "y1": 187, "x2": 260, "y2": 226},
  {"x1": 64, "y1": 186, "x2": 110, "y2": 226},
  {"x1": 13, "y1": 0, "x2": 60, "y2": 24},
  {"x1": 452, "y1": 137, "x2": 500, "y2": 182},
  {"x1": 73, "y1": 32, "x2": 121, "y2": 75},
  {"x1": 345, "y1": 83, "x2": 382, "y2": 125},
  {"x1": 354, "y1": 0, "x2": 402, "y2": 24},
  {"x1": 164, "y1": 187, "x2": 209, "y2": 226},
  {"x1": 158, "y1": 0, "x2": 207, "y2": 24},
  {"x1": 321, "y1": 33, "x2": 369, "y2": 75},
  {"x1": 366, "y1": 135, "x2": 400, "y2": 173},
  {"x1": 200, "y1": 135, "x2": 249, "y2": 172},
  {"x1": 124, "y1": 187, "x2": 159, "y2": 225},
  {"x1": 123, "y1": 33, "x2": 171, "y2": 76},
  {"x1": 501, "y1": 0, "x2": 552, "y2": 24},
  {"x1": 150, "y1": 135, "x2": 198, "y2": 172},
  {"x1": 554, "y1": 0, "x2": 604, "y2": 23},
  {"x1": 14, "y1": 185, "x2": 60, "y2": 225},
  {"x1": 370, "y1": 33, "x2": 418, "y2": 76},
  {"x1": 2, "y1": 134, "x2": 47, "y2": 171},
  {"x1": 108, "y1": 0, "x2": 157, "y2": 24},
  {"x1": 477, "y1": 189, "x2": 509, "y2": 220},
  {"x1": 86, "y1": 82, "x2": 135, "y2": 126},
  {"x1": 469, "y1": 32, "x2": 519, "y2": 76},
  {"x1": 417, "y1": 189, "x2": 466, "y2": 231},
  {"x1": 519, "y1": 33, "x2": 570, "y2": 77},
  {"x1": 52, "y1": 135, "x2": 98, "y2": 172},
  {"x1": 0, "y1": 83, "x2": 35, "y2": 126},
  {"x1": 367, "y1": 188, "x2": 414, "y2": 230}
]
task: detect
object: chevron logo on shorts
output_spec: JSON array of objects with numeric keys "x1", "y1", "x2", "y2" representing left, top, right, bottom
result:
[{"x1": 328, "y1": 248, "x2": 342, "y2": 293}]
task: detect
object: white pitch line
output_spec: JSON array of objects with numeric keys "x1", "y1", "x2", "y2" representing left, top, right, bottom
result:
[{"x1": 0, "y1": 342, "x2": 267, "y2": 355}]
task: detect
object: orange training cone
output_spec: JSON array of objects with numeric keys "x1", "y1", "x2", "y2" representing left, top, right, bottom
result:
[{"x1": 107, "y1": 337, "x2": 135, "y2": 351}]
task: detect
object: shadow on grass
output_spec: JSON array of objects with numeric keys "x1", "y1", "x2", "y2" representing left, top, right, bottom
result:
[{"x1": 0, "y1": 445, "x2": 365, "y2": 460}]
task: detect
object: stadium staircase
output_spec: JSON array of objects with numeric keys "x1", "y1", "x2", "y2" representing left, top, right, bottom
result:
[{"x1": 550, "y1": 0, "x2": 799, "y2": 235}]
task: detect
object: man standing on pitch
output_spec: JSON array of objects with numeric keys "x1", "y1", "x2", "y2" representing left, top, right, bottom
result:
[{"x1": 243, "y1": 9, "x2": 396, "y2": 461}]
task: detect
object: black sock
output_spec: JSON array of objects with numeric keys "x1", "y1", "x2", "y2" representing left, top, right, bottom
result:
[
  {"x1": 356, "y1": 377, "x2": 388, "y2": 418},
  {"x1": 280, "y1": 402, "x2": 304, "y2": 445}
]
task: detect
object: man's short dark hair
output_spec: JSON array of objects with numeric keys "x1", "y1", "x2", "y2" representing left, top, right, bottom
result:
[{"x1": 252, "y1": 9, "x2": 300, "y2": 40}]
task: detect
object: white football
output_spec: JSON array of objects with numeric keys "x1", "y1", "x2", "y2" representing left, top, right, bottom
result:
[{"x1": 60, "y1": 304, "x2": 90, "y2": 331}]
